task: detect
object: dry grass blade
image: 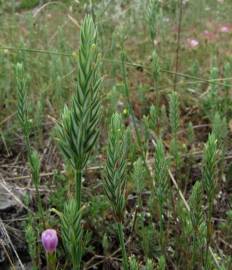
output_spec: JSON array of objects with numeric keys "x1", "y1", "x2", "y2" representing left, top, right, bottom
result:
[
  {"x1": 0, "y1": 175, "x2": 32, "y2": 213},
  {"x1": 0, "y1": 219, "x2": 25, "y2": 270},
  {"x1": 0, "y1": 240, "x2": 15, "y2": 269}
]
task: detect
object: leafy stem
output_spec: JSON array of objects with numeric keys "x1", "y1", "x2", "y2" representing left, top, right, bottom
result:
[
  {"x1": 75, "y1": 169, "x2": 82, "y2": 211},
  {"x1": 117, "y1": 222, "x2": 129, "y2": 270}
]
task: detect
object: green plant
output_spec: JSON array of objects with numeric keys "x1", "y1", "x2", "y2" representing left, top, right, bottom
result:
[
  {"x1": 128, "y1": 256, "x2": 155, "y2": 270},
  {"x1": 146, "y1": 0, "x2": 160, "y2": 44},
  {"x1": 187, "y1": 122, "x2": 195, "y2": 145},
  {"x1": 204, "y1": 64, "x2": 220, "y2": 119},
  {"x1": 149, "y1": 105, "x2": 159, "y2": 132},
  {"x1": 56, "y1": 15, "x2": 101, "y2": 210},
  {"x1": 220, "y1": 210, "x2": 232, "y2": 251},
  {"x1": 104, "y1": 113, "x2": 129, "y2": 270},
  {"x1": 160, "y1": 104, "x2": 168, "y2": 137},
  {"x1": 189, "y1": 181, "x2": 204, "y2": 267},
  {"x1": 102, "y1": 233, "x2": 110, "y2": 256},
  {"x1": 16, "y1": 63, "x2": 31, "y2": 154},
  {"x1": 135, "y1": 211, "x2": 156, "y2": 258},
  {"x1": 60, "y1": 200, "x2": 84, "y2": 270},
  {"x1": 29, "y1": 150, "x2": 44, "y2": 225},
  {"x1": 202, "y1": 133, "x2": 218, "y2": 268},
  {"x1": 131, "y1": 157, "x2": 146, "y2": 208},
  {"x1": 176, "y1": 200, "x2": 193, "y2": 268},
  {"x1": 2, "y1": 1, "x2": 232, "y2": 269},
  {"x1": 169, "y1": 91, "x2": 181, "y2": 170},
  {"x1": 151, "y1": 48, "x2": 161, "y2": 107},
  {"x1": 145, "y1": 258, "x2": 155, "y2": 270},
  {"x1": 157, "y1": 255, "x2": 166, "y2": 270},
  {"x1": 19, "y1": 0, "x2": 40, "y2": 9},
  {"x1": 151, "y1": 49, "x2": 160, "y2": 82},
  {"x1": 154, "y1": 139, "x2": 169, "y2": 256},
  {"x1": 223, "y1": 62, "x2": 231, "y2": 114},
  {"x1": 169, "y1": 91, "x2": 180, "y2": 141},
  {"x1": 209, "y1": 66, "x2": 219, "y2": 105},
  {"x1": 16, "y1": 62, "x2": 44, "y2": 224},
  {"x1": 25, "y1": 222, "x2": 38, "y2": 270},
  {"x1": 55, "y1": 15, "x2": 101, "y2": 269},
  {"x1": 34, "y1": 90, "x2": 45, "y2": 145},
  {"x1": 212, "y1": 112, "x2": 227, "y2": 161},
  {"x1": 120, "y1": 46, "x2": 147, "y2": 175},
  {"x1": 49, "y1": 172, "x2": 67, "y2": 211},
  {"x1": 129, "y1": 255, "x2": 139, "y2": 270}
]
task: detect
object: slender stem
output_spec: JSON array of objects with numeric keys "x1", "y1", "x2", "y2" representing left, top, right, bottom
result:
[
  {"x1": 77, "y1": 253, "x2": 81, "y2": 270},
  {"x1": 73, "y1": 252, "x2": 81, "y2": 270},
  {"x1": 205, "y1": 201, "x2": 213, "y2": 269},
  {"x1": 35, "y1": 182, "x2": 45, "y2": 227},
  {"x1": 174, "y1": 136, "x2": 179, "y2": 176},
  {"x1": 25, "y1": 132, "x2": 45, "y2": 227},
  {"x1": 25, "y1": 134, "x2": 31, "y2": 157},
  {"x1": 117, "y1": 222, "x2": 129, "y2": 270},
  {"x1": 191, "y1": 228, "x2": 198, "y2": 269},
  {"x1": 73, "y1": 232, "x2": 82, "y2": 270},
  {"x1": 159, "y1": 201, "x2": 165, "y2": 256},
  {"x1": 75, "y1": 169, "x2": 82, "y2": 211},
  {"x1": 47, "y1": 252, "x2": 56, "y2": 270},
  {"x1": 75, "y1": 169, "x2": 82, "y2": 270},
  {"x1": 174, "y1": 0, "x2": 183, "y2": 91},
  {"x1": 120, "y1": 49, "x2": 151, "y2": 179}
]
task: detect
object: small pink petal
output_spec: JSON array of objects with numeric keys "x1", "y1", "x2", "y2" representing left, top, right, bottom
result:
[
  {"x1": 202, "y1": 30, "x2": 215, "y2": 41},
  {"x1": 41, "y1": 229, "x2": 58, "y2": 253},
  {"x1": 187, "y1": 38, "x2": 199, "y2": 48},
  {"x1": 220, "y1": 26, "x2": 230, "y2": 33}
]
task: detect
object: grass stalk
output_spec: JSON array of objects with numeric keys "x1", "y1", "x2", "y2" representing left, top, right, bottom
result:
[
  {"x1": 120, "y1": 49, "x2": 151, "y2": 179},
  {"x1": 75, "y1": 169, "x2": 82, "y2": 211},
  {"x1": 117, "y1": 222, "x2": 129, "y2": 270}
]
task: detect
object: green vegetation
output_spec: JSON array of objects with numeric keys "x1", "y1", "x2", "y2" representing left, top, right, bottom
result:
[{"x1": 0, "y1": 0, "x2": 232, "y2": 269}]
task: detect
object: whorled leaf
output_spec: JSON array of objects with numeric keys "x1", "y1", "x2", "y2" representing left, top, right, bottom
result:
[
  {"x1": 104, "y1": 113, "x2": 129, "y2": 222},
  {"x1": 55, "y1": 16, "x2": 101, "y2": 170}
]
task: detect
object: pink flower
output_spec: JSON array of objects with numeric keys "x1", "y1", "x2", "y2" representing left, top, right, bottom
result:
[
  {"x1": 220, "y1": 26, "x2": 230, "y2": 33},
  {"x1": 41, "y1": 229, "x2": 58, "y2": 253},
  {"x1": 203, "y1": 30, "x2": 215, "y2": 41},
  {"x1": 203, "y1": 30, "x2": 210, "y2": 37},
  {"x1": 187, "y1": 38, "x2": 199, "y2": 48}
]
